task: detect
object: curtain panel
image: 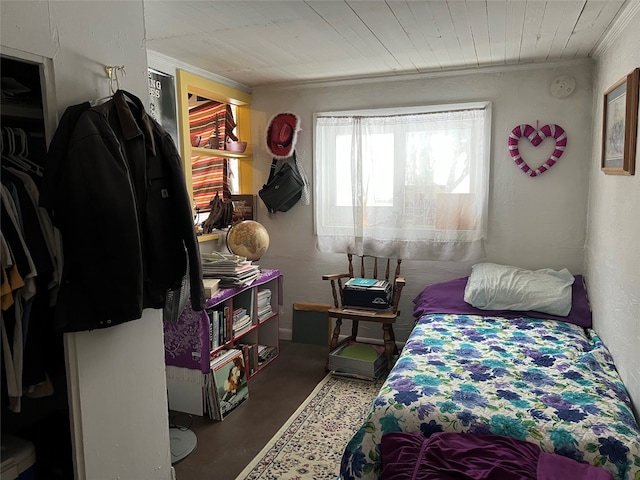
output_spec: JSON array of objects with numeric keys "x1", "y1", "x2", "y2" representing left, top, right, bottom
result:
[
  {"x1": 191, "y1": 155, "x2": 229, "y2": 210},
  {"x1": 314, "y1": 104, "x2": 491, "y2": 261},
  {"x1": 188, "y1": 101, "x2": 238, "y2": 211}
]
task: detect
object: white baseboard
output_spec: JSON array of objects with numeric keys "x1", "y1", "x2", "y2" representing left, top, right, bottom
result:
[{"x1": 280, "y1": 327, "x2": 293, "y2": 341}]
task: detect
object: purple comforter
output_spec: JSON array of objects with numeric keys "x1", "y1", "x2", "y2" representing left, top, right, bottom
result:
[{"x1": 380, "y1": 432, "x2": 613, "y2": 480}]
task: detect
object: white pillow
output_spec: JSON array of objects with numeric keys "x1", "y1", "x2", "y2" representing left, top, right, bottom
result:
[{"x1": 464, "y1": 263, "x2": 574, "y2": 316}]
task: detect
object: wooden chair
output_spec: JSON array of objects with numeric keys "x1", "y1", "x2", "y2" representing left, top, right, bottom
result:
[{"x1": 322, "y1": 254, "x2": 405, "y2": 372}]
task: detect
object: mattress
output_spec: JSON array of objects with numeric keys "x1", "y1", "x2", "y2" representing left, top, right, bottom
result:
[{"x1": 340, "y1": 313, "x2": 640, "y2": 480}]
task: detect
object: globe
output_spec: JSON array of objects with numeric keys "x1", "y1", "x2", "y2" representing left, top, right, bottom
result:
[{"x1": 226, "y1": 220, "x2": 270, "y2": 261}]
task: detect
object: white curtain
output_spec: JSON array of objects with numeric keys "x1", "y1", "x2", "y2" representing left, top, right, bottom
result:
[{"x1": 314, "y1": 105, "x2": 490, "y2": 261}]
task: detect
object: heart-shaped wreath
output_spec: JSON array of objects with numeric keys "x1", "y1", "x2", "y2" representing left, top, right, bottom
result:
[{"x1": 508, "y1": 124, "x2": 567, "y2": 177}]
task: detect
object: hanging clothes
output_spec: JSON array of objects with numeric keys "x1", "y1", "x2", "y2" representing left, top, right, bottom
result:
[
  {"x1": 5, "y1": 166, "x2": 61, "y2": 297},
  {"x1": 1, "y1": 183, "x2": 37, "y2": 412},
  {"x1": 1, "y1": 71, "x2": 64, "y2": 413},
  {"x1": 1, "y1": 167, "x2": 60, "y2": 403},
  {"x1": 39, "y1": 90, "x2": 205, "y2": 333}
]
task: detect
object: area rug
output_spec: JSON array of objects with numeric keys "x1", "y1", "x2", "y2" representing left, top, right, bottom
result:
[{"x1": 235, "y1": 373, "x2": 384, "y2": 480}]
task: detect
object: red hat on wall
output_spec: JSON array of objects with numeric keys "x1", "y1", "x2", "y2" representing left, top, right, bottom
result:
[{"x1": 266, "y1": 112, "x2": 300, "y2": 159}]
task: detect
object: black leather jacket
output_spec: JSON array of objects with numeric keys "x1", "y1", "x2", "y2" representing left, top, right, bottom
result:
[{"x1": 40, "y1": 90, "x2": 205, "y2": 332}]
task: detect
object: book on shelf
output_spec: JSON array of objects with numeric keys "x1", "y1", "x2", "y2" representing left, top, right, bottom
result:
[
  {"x1": 211, "y1": 347, "x2": 239, "y2": 365},
  {"x1": 210, "y1": 349, "x2": 248, "y2": 420},
  {"x1": 258, "y1": 304, "x2": 272, "y2": 314},
  {"x1": 208, "y1": 308, "x2": 232, "y2": 350},
  {"x1": 257, "y1": 344, "x2": 278, "y2": 365},
  {"x1": 257, "y1": 304, "x2": 273, "y2": 322},
  {"x1": 236, "y1": 342, "x2": 259, "y2": 376},
  {"x1": 204, "y1": 371, "x2": 219, "y2": 420},
  {"x1": 233, "y1": 314, "x2": 252, "y2": 336},
  {"x1": 209, "y1": 310, "x2": 222, "y2": 350},
  {"x1": 223, "y1": 306, "x2": 231, "y2": 343},
  {"x1": 232, "y1": 307, "x2": 247, "y2": 322},
  {"x1": 257, "y1": 289, "x2": 271, "y2": 307}
]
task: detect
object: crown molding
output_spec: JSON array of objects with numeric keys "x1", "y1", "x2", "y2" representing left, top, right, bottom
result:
[
  {"x1": 592, "y1": 0, "x2": 640, "y2": 58},
  {"x1": 253, "y1": 58, "x2": 594, "y2": 92}
]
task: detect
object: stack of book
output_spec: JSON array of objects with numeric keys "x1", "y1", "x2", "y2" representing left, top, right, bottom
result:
[
  {"x1": 205, "y1": 348, "x2": 249, "y2": 421},
  {"x1": 257, "y1": 289, "x2": 273, "y2": 322},
  {"x1": 232, "y1": 307, "x2": 252, "y2": 336},
  {"x1": 201, "y1": 252, "x2": 260, "y2": 287},
  {"x1": 257, "y1": 345, "x2": 278, "y2": 365}
]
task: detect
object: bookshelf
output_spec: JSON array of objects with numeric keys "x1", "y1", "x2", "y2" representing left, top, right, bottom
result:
[
  {"x1": 176, "y1": 69, "x2": 253, "y2": 211},
  {"x1": 163, "y1": 269, "x2": 282, "y2": 418}
]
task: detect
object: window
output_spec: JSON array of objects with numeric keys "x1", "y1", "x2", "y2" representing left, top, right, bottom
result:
[{"x1": 314, "y1": 103, "x2": 491, "y2": 261}]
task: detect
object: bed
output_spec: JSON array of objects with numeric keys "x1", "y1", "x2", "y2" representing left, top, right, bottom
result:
[{"x1": 340, "y1": 266, "x2": 640, "y2": 480}]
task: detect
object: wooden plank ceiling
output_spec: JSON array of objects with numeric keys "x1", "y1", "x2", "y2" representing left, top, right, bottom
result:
[{"x1": 144, "y1": 0, "x2": 628, "y2": 87}]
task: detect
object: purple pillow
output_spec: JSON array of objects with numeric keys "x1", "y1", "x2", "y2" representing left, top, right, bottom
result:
[{"x1": 412, "y1": 275, "x2": 591, "y2": 328}]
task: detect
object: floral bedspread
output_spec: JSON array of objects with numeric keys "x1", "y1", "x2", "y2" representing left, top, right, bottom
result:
[{"x1": 340, "y1": 314, "x2": 640, "y2": 480}]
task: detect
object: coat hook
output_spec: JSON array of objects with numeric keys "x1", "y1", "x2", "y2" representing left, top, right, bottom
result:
[{"x1": 105, "y1": 65, "x2": 126, "y2": 94}]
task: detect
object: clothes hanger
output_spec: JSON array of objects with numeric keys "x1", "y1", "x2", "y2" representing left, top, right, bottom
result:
[
  {"x1": 2, "y1": 127, "x2": 43, "y2": 176},
  {"x1": 90, "y1": 65, "x2": 124, "y2": 106},
  {"x1": 90, "y1": 93, "x2": 112, "y2": 107},
  {"x1": 2, "y1": 127, "x2": 30, "y2": 170},
  {"x1": 13, "y1": 128, "x2": 43, "y2": 176},
  {"x1": 111, "y1": 67, "x2": 141, "y2": 110},
  {"x1": 90, "y1": 65, "x2": 138, "y2": 110}
]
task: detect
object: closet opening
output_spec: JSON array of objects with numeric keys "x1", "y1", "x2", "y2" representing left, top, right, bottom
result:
[{"x1": 1, "y1": 54, "x2": 73, "y2": 480}]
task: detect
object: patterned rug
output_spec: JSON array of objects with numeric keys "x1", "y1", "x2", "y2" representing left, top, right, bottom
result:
[{"x1": 235, "y1": 373, "x2": 383, "y2": 480}]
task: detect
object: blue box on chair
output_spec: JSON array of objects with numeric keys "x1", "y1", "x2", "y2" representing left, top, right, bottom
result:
[{"x1": 343, "y1": 278, "x2": 392, "y2": 310}]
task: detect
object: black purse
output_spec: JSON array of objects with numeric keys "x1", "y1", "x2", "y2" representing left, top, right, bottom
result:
[{"x1": 259, "y1": 154, "x2": 305, "y2": 213}]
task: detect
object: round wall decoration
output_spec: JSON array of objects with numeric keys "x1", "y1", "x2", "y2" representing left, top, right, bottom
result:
[{"x1": 508, "y1": 124, "x2": 567, "y2": 177}]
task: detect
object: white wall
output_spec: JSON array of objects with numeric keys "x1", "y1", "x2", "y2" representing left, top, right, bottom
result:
[
  {"x1": 250, "y1": 61, "x2": 595, "y2": 342},
  {"x1": 2, "y1": 0, "x2": 633, "y2": 475},
  {"x1": 587, "y1": 3, "x2": 640, "y2": 417},
  {"x1": 1, "y1": 2, "x2": 173, "y2": 479}
]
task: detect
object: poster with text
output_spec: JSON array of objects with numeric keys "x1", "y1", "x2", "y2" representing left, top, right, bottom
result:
[{"x1": 148, "y1": 68, "x2": 178, "y2": 146}]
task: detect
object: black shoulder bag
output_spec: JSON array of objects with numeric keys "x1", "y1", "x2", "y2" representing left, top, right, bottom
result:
[{"x1": 258, "y1": 153, "x2": 305, "y2": 213}]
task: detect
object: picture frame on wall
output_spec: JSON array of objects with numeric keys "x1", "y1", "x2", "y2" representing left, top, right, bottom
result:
[
  {"x1": 231, "y1": 195, "x2": 257, "y2": 222},
  {"x1": 601, "y1": 67, "x2": 639, "y2": 175},
  {"x1": 148, "y1": 68, "x2": 178, "y2": 146}
]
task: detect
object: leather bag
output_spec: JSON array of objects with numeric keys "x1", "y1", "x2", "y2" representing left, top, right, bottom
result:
[
  {"x1": 259, "y1": 155, "x2": 305, "y2": 213},
  {"x1": 202, "y1": 192, "x2": 234, "y2": 233}
]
